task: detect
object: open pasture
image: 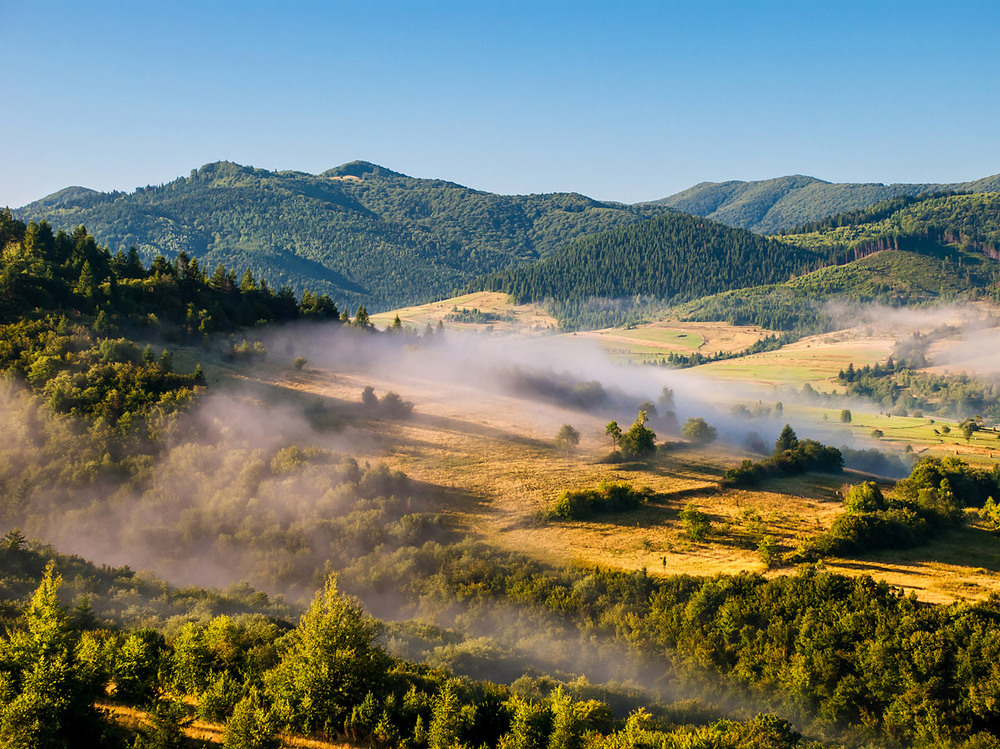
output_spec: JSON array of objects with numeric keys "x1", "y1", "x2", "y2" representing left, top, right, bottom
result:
[
  {"x1": 368, "y1": 291, "x2": 557, "y2": 334},
  {"x1": 257, "y1": 347, "x2": 1000, "y2": 605}
]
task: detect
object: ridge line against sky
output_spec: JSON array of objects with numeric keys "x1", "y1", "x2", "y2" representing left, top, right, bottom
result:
[{"x1": 3, "y1": 0, "x2": 999, "y2": 209}]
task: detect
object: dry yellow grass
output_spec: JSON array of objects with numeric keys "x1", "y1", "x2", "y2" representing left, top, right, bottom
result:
[
  {"x1": 368, "y1": 291, "x2": 557, "y2": 334},
  {"x1": 100, "y1": 702, "x2": 356, "y2": 748},
  {"x1": 575, "y1": 319, "x2": 776, "y2": 362},
  {"x1": 183, "y1": 304, "x2": 1000, "y2": 605}
]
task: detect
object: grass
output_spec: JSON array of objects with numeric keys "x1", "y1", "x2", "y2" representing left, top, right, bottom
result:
[
  {"x1": 574, "y1": 318, "x2": 776, "y2": 364},
  {"x1": 171, "y1": 296, "x2": 1000, "y2": 606},
  {"x1": 368, "y1": 291, "x2": 557, "y2": 334},
  {"x1": 101, "y1": 701, "x2": 355, "y2": 748},
  {"x1": 698, "y1": 331, "x2": 894, "y2": 388}
]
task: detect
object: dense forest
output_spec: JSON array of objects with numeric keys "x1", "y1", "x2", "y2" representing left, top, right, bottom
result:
[
  {"x1": 676, "y1": 246, "x2": 999, "y2": 332},
  {"x1": 653, "y1": 172, "x2": 1000, "y2": 234},
  {"x1": 495, "y1": 192, "x2": 1000, "y2": 333},
  {"x1": 474, "y1": 213, "x2": 826, "y2": 329},
  {"x1": 13, "y1": 161, "x2": 671, "y2": 312}
]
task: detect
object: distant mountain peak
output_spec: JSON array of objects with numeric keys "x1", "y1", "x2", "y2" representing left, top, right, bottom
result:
[
  {"x1": 322, "y1": 161, "x2": 406, "y2": 180},
  {"x1": 18, "y1": 185, "x2": 101, "y2": 211}
]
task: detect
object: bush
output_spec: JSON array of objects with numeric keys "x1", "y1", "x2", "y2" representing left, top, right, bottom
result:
[
  {"x1": 381, "y1": 391, "x2": 414, "y2": 419},
  {"x1": 619, "y1": 411, "x2": 656, "y2": 459},
  {"x1": 546, "y1": 481, "x2": 648, "y2": 520},
  {"x1": 682, "y1": 417, "x2": 717, "y2": 445},
  {"x1": 679, "y1": 503, "x2": 711, "y2": 540},
  {"x1": 224, "y1": 690, "x2": 280, "y2": 749}
]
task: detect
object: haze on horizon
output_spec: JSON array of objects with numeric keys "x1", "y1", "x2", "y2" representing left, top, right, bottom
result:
[{"x1": 3, "y1": 0, "x2": 999, "y2": 209}]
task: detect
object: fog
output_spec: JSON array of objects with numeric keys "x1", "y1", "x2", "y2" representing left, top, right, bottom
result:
[{"x1": 9, "y1": 302, "x2": 998, "y2": 710}]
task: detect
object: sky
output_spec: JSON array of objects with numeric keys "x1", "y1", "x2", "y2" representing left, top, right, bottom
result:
[{"x1": 2, "y1": 0, "x2": 999, "y2": 208}]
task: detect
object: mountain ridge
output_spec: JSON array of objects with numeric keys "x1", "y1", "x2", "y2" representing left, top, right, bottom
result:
[{"x1": 651, "y1": 172, "x2": 1000, "y2": 233}]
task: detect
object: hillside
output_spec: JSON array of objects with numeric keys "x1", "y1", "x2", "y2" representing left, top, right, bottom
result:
[
  {"x1": 14, "y1": 160, "x2": 670, "y2": 312},
  {"x1": 475, "y1": 211, "x2": 826, "y2": 329},
  {"x1": 652, "y1": 172, "x2": 1000, "y2": 233},
  {"x1": 480, "y1": 191, "x2": 1000, "y2": 332},
  {"x1": 679, "y1": 247, "x2": 1000, "y2": 331}
]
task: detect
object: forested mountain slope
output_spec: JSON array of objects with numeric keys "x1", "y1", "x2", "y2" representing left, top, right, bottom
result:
[
  {"x1": 476, "y1": 211, "x2": 825, "y2": 306},
  {"x1": 14, "y1": 161, "x2": 670, "y2": 311},
  {"x1": 653, "y1": 172, "x2": 1000, "y2": 233}
]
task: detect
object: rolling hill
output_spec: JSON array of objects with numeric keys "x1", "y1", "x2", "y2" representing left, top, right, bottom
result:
[
  {"x1": 13, "y1": 161, "x2": 671, "y2": 312},
  {"x1": 652, "y1": 172, "x2": 1000, "y2": 234},
  {"x1": 473, "y1": 211, "x2": 827, "y2": 328}
]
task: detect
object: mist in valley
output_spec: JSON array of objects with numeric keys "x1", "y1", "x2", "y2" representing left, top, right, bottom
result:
[{"x1": 5, "y1": 299, "x2": 995, "y2": 714}]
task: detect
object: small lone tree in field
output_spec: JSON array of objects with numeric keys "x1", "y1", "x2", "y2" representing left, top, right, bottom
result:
[
  {"x1": 605, "y1": 421, "x2": 622, "y2": 452},
  {"x1": 682, "y1": 417, "x2": 717, "y2": 445},
  {"x1": 361, "y1": 386, "x2": 378, "y2": 408},
  {"x1": 840, "y1": 409, "x2": 852, "y2": 423},
  {"x1": 554, "y1": 424, "x2": 581, "y2": 453}
]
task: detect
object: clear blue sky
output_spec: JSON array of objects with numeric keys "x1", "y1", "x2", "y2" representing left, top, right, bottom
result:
[{"x1": 3, "y1": 0, "x2": 999, "y2": 208}]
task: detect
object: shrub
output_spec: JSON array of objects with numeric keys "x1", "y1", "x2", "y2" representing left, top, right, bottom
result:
[{"x1": 679, "y1": 503, "x2": 711, "y2": 540}]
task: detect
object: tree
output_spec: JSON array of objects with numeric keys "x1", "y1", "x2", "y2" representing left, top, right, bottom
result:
[
  {"x1": 844, "y1": 481, "x2": 886, "y2": 514},
  {"x1": 871, "y1": 428, "x2": 884, "y2": 440},
  {"x1": 840, "y1": 409, "x2": 852, "y2": 424},
  {"x1": 353, "y1": 305, "x2": 372, "y2": 329},
  {"x1": 658, "y1": 386, "x2": 675, "y2": 410},
  {"x1": 605, "y1": 421, "x2": 622, "y2": 452},
  {"x1": 0, "y1": 564, "x2": 102, "y2": 747},
  {"x1": 959, "y1": 418, "x2": 979, "y2": 444},
  {"x1": 554, "y1": 424, "x2": 580, "y2": 452},
  {"x1": 774, "y1": 424, "x2": 798, "y2": 453},
  {"x1": 428, "y1": 681, "x2": 465, "y2": 749},
  {"x1": 682, "y1": 417, "x2": 717, "y2": 445},
  {"x1": 619, "y1": 411, "x2": 656, "y2": 459},
  {"x1": 264, "y1": 575, "x2": 390, "y2": 736},
  {"x1": 361, "y1": 385, "x2": 378, "y2": 408},
  {"x1": 679, "y1": 504, "x2": 711, "y2": 540},
  {"x1": 224, "y1": 690, "x2": 280, "y2": 749}
]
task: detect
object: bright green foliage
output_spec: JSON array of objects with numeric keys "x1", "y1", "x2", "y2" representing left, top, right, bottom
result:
[
  {"x1": 500, "y1": 694, "x2": 552, "y2": 749},
  {"x1": 843, "y1": 482, "x2": 886, "y2": 514},
  {"x1": 679, "y1": 503, "x2": 711, "y2": 540},
  {"x1": 546, "y1": 481, "x2": 648, "y2": 520},
  {"x1": 264, "y1": 575, "x2": 390, "y2": 736},
  {"x1": 0, "y1": 564, "x2": 102, "y2": 747},
  {"x1": 806, "y1": 457, "x2": 994, "y2": 557},
  {"x1": 428, "y1": 681, "x2": 468, "y2": 749},
  {"x1": 132, "y1": 698, "x2": 190, "y2": 749},
  {"x1": 111, "y1": 628, "x2": 166, "y2": 704},
  {"x1": 223, "y1": 689, "x2": 280, "y2": 749}
]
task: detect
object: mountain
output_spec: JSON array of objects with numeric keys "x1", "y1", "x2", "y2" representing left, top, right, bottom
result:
[
  {"x1": 14, "y1": 161, "x2": 670, "y2": 312},
  {"x1": 476, "y1": 211, "x2": 825, "y2": 309},
  {"x1": 472, "y1": 190, "x2": 1000, "y2": 331},
  {"x1": 651, "y1": 173, "x2": 1000, "y2": 234}
]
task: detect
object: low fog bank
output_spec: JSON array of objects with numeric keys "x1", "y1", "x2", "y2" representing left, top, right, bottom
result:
[{"x1": 7, "y1": 312, "x2": 938, "y2": 598}]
